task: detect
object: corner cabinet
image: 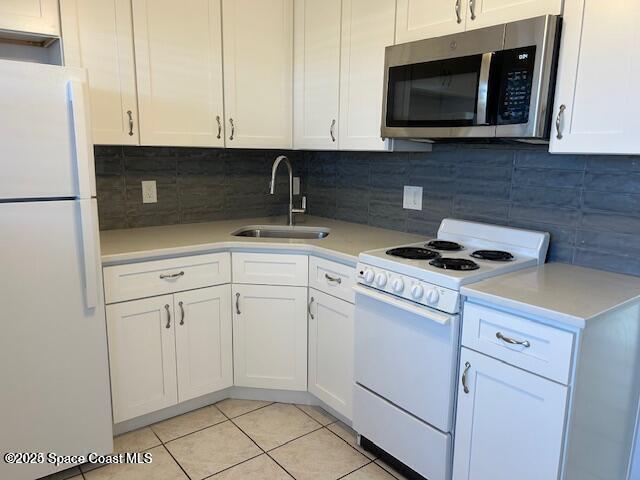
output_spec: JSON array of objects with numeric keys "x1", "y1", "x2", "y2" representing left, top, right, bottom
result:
[
  {"x1": 131, "y1": 0, "x2": 225, "y2": 147},
  {"x1": 232, "y1": 284, "x2": 308, "y2": 390},
  {"x1": 60, "y1": 0, "x2": 139, "y2": 145},
  {"x1": 453, "y1": 347, "x2": 567, "y2": 480},
  {"x1": 338, "y1": 0, "x2": 396, "y2": 151},
  {"x1": 550, "y1": 0, "x2": 640, "y2": 155},
  {"x1": 222, "y1": 0, "x2": 293, "y2": 149}
]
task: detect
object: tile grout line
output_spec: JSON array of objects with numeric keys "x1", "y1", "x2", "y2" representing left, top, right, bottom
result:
[
  {"x1": 335, "y1": 459, "x2": 376, "y2": 480},
  {"x1": 158, "y1": 443, "x2": 193, "y2": 480},
  {"x1": 322, "y1": 424, "x2": 378, "y2": 461}
]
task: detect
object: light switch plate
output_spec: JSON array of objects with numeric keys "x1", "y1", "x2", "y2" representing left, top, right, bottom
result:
[
  {"x1": 403, "y1": 186, "x2": 423, "y2": 210},
  {"x1": 141, "y1": 180, "x2": 157, "y2": 204},
  {"x1": 293, "y1": 177, "x2": 301, "y2": 195}
]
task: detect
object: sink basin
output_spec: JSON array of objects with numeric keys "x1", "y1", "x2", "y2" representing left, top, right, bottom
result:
[{"x1": 231, "y1": 225, "x2": 330, "y2": 239}]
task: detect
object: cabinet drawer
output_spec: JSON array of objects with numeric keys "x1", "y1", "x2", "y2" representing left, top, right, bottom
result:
[
  {"x1": 232, "y1": 253, "x2": 308, "y2": 286},
  {"x1": 104, "y1": 253, "x2": 231, "y2": 304},
  {"x1": 462, "y1": 303, "x2": 574, "y2": 384},
  {"x1": 309, "y1": 257, "x2": 356, "y2": 303}
]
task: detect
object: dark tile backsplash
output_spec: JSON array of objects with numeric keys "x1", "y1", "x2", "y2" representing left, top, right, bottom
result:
[{"x1": 95, "y1": 144, "x2": 640, "y2": 276}]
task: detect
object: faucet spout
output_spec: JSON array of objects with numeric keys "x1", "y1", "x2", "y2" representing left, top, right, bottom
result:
[{"x1": 269, "y1": 155, "x2": 306, "y2": 226}]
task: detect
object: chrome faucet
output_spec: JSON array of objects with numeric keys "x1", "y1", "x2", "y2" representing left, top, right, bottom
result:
[{"x1": 269, "y1": 155, "x2": 306, "y2": 226}]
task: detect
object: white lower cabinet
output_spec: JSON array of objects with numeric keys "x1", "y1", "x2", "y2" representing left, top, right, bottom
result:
[
  {"x1": 233, "y1": 284, "x2": 308, "y2": 391},
  {"x1": 107, "y1": 285, "x2": 232, "y2": 423},
  {"x1": 106, "y1": 295, "x2": 178, "y2": 423},
  {"x1": 453, "y1": 347, "x2": 568, "y2": 480},
  {"x1": 308, "y1": 289, "x2": 354, "y2": 419},
  {"x1": 175, "y1": 285, "x2": 233, "y2": 403}
]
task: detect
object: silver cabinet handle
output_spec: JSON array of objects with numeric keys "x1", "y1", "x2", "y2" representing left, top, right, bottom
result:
[
  {"x1": 235, "y1": 292, "x2": 241, "y2": 315},
  {"x1": 462, "y1": 361, "x2": 471, "y2": 394},
  {"x1": 455, "y1": 0, "x2": 462, "y2": 23},
  {"x1": 325, "y1": 273, "x2": 342, "y2": 284},
  {"x1": 229, "y1": 118, "x2": 235, "y2": 141},
  {"x1": 469, "y1": 0, "x2": 476, "y2": 20},
  {"x1": 308, "y1": 296, "x2": 314, "y2": 319},
  {"x1": 216, "y1": 115, "x2": 222, "y2": 139},
  {"x1": 159, "y1": 271, "x2": 184, "y2": 280},
  {"x1": 330, "y1": 119, "x2": 336, "y2": 142},
  {"x1": 164, "y1": 304, "x2": 171, "y2": 329},
  {"x1": 127, "y1": 110, "x2": 134, "y2": 136},
  {"x1": 496, "y1": 331, "x2": 531, "y2": 348},
  {"x1": 555, "y1": 104, "x2": 566, "y2": 140},
  {"x1": 178, "y1": 301, "x2": 185, "y2": 326}
]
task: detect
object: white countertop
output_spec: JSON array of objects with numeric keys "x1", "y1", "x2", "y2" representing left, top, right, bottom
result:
[
  {"x1": 100, "y1": 215, "x2": 426, "y2": 265},
  {"x1": 461, "y1": 263, "x2": 640, "y2": 329}
]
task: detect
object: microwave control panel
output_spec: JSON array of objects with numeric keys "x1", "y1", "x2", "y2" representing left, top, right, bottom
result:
[{"x1": 497, "y1": 46, "x2": 536, "y2": 125}]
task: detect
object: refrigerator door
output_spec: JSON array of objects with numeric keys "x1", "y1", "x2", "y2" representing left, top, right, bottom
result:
[
  {"x1": 0, "y1": 199, "x2": 112, "y2": 480},
  {"x1": 0, "y1": 59, "x2": 96, "y2": 200}
]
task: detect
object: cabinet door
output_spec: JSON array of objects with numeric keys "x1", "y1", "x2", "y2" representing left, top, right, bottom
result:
[
  {"x1": 293, "y1": 0, "x2": 341, "y2": 150},
  {"x1": 339, "y1": 0, "x2": 395, "y2": 151},
  {"x1": 465, "y1": 0, "x2": 561, "y2": 31},
  {"x1": 106, "y1": 295, "x2": 178, "y2": 423},
  {"x1": 0, "y1": 0, "x2": 59, "y2": 36},
  {"x1": 453, "y1": 348, "x2": 567, "y2": 480},
  {"x1": 395, "y1": 0, "x2": 467, "y2": 43},
  {"x1": 308, "y1": 289, "x2": 354, "y2": 419},
  {"x1": 175, "y1": 285, "x2": 233, "y2": 403},
  {"x1": 60, "y1": 0, "x2": 139, "y2": 145},
  {"x1": 222, "y1": 0, "x2": 293, "y2": 149},
  {"x1": 132, "y1": 0, "x2": 225, "y2": 147},
  {"x1": 233, "y1": 284, "x2": 307, "y2": 390},
  {"x1": 549, "y1": 0, "x2": 640, "y2": 155}
]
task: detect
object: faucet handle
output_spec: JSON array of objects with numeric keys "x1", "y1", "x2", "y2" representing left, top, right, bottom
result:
[
  {"x1": 292, "y1": 196, "x2": 307, "y2": 215},
  {"x1": 301, "y1": 196, "x2": 306, "y2": 210}
]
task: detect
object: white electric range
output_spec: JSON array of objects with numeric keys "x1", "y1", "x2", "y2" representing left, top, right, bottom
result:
[{"x1": 352, "y1": 219, "x2": 550, "y2": 480}]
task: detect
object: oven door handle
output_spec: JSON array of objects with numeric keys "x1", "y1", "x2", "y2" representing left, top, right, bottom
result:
[
  {"x1": 476, "y1": 52, "x2": 494, "y2": 125},
  {"x1": 353, "y1": 284, "x2": 451, "y2": 325}
]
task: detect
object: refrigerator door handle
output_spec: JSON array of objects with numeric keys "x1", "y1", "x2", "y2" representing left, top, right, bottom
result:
[
  {"x1": 67, "y1": 80, "x2": 95, "y2": 199},
  {"x1": 79, "y1": 200, "x2": 99, "y2": 309}
]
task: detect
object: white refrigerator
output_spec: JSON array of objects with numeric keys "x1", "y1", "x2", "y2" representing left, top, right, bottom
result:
[{"x1": 0, "y1": 60, "x2": 113, "y2": 479}]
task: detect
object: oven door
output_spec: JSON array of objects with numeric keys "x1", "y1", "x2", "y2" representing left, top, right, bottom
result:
[
  {"x1": 353, "y1": 284, "x2": 459, "y2": 433},
  {"x1": 382, "y1": 25, "x2": 504, "y2": 139}
]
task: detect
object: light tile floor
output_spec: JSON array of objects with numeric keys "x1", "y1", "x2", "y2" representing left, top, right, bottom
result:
[{"x1": 42, "y1": 400, "x2": 407, "y2": 480}]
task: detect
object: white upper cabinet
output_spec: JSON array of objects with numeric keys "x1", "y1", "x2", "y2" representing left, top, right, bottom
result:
[
  {"x1": 550, "y1": 0, "x2": 640, "y2": 155},
  {"x1": 465, "y1": 0, "x2": 562, "y2": 31},
  {"x1": 174, "y1": 285, "x2": 233, "y2": 403},
  {"x1": 453, "y1": 347, "x2": 568, "y2": 480},
  {"x1": 60, "y1": 0, "x2": 139, "y2": 145},
  {"x1": 293, "y1": 0, "x2": 342, "y2": 150},
  {"x1": 339, "y1": 0, "x2": 396, "y2": 151},
  {"x1": 395, "y1": 0, "x2": 467, "y2": 43},
  {"x1": 222, "y1": 0, "x2": 293, "y2": 149},
  {"x1": 132, "y1": 0, "x2": 225, "y2": 147},
  {"x1": 0, "y1": 0, "x2": 60, "y2": 36}
]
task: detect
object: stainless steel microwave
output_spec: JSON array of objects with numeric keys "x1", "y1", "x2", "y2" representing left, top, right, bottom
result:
[{"x1": 381, "y1": 16, "x2": 561, "y2": 140}]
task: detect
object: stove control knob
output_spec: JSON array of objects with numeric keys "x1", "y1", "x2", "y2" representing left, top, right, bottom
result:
[
  {"x1": 392, "y1": 278, "x2": 405, "y2": 293},
  {"x1": 362, "y1": 269, "x2": 375, "y2": 284},
  {"x1": 410, "y1": 284, "x2": 424, "y2": 299},
  {"x1": 375, "y1": 272, "x2": 388, "y2": 288},
  {"x1": 425, "y1": 288, "x2": 440, "y2": 304}
]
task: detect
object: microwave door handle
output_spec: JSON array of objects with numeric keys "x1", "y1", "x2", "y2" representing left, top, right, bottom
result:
[{"x1": 476, "y1": 52, "x2": 493, "y2": 125}]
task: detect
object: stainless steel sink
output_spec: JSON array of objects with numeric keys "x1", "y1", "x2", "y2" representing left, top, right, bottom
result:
[{"x1": 231, "y1": 225, "x2": 330, "y2": 239}]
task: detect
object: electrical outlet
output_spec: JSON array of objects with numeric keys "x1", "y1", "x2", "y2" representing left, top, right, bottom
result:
[
  {"x1": 403, "y1": 186, "x2": 423, "y2": 210},
  {"x1": 293, "y1": 177, "x2": 301, "y2": 195},
  {"x1": 141, "y1": 180, "x2": 157, "y2": 204}
]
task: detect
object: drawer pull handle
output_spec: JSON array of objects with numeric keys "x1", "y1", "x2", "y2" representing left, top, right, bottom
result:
[
  {"x1": 164, "y1": 304, "x2": 171, "y2": 329},
  {"x1": 235, "y1": 292, "x2": 241, "y2": 315},
  {"x1": 178, "y1": 301, "x2": 185, "y2": 325},
  {"x1": 308, "y1": 296, "x2": 314, "y2": 319},
  {"x1": 325, "y1": 273, "x2": 342, "y2": 284},
  {"x1": 496, "y1": 332, "x2": 531, "y2": 348},
  {"x1": 159, "y1": 271, "x2": 184, "y2": 280},
  {"x1": 462, "y1": 361, "x2": 471, "y2": 394}
]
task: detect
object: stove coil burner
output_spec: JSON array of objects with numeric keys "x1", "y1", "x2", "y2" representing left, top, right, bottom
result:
[
  {"x1": 429, "y1": 257, "x2": 480, "y2": 271},
  {"x1": 386, "y1": 247, "x2": 441, "y2": 260},
  {"x1": 427, "y1": 240, "x2": 463, "y2": 251},
  {"x1": 471, "y1": 250, "x2": 514, "y2": 261}
]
